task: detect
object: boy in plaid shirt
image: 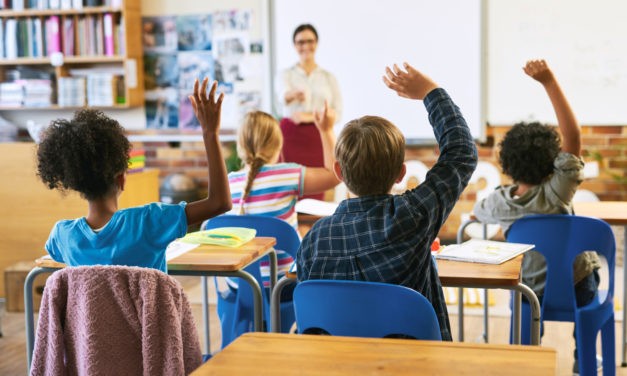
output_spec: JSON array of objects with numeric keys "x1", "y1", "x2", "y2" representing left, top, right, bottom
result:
[{"x1": 297, "y1": 63, "x2": 478, "y2": 340}]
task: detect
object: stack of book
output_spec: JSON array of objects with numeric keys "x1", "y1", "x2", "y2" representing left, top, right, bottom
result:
[
  {"x1": 19, "y1": 79, "x2": 53, "y2": 107},
  {"x1": 128, "y1": 149, "x2": 145, "y2": 173},
  {"x1": 0, "y1": 82, "x2": 23, "y2": 107},
  {"x1": 0, "y1": 0, "x2": 122, "y2": 10},
  {"x1": 0, "y1": 79, "x2": 52, "y2": 107},
  {"x1": 57, "y1": 76, "x2": 86, "y2": 106},
  {"x1": 86, "y1": 73, "x2": 123, "y2": 106}
]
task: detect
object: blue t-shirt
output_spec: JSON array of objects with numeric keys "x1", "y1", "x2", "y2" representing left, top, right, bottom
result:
[{"x1": 45, "y1": 202, "x2": 188, "y2": 273}]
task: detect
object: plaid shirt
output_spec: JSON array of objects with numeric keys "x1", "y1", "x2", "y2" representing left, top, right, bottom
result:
[{"x1": 297, "y1": 88, "x2": 478, "y2": 341}]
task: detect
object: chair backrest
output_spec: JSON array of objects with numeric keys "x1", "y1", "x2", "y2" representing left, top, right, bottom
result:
[
  {"x1": 202, "y1": 214, "x2": 301, "y2": 316},
  {"x1": 293, "y1": 280, "x2": 442, "y2": 340},
  {"x1": 31, "y1": 265, "x2": 201, "y2": 375},
  {"x1": 507, "y1": 214, "x2": 615, "y2": 317}
]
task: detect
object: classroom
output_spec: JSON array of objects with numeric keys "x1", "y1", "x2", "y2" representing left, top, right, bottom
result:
[{"x1": 0, "y1": 0, "x2": 625, "y2": 375}]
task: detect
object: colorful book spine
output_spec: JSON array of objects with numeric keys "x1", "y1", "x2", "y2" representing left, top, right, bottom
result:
[
  {"x1": 45, "y1": 15, "x2": 61, "y2": 55},
  {"x1": 103, "y1": 13, "x2": 114, "y2": 56}
]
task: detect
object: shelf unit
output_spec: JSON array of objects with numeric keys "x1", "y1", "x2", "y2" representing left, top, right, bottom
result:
[{"x1": 0, "y1": 0, "x2": 144, "y2": 109}]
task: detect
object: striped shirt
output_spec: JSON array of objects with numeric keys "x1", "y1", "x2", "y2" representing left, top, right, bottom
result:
[
  {"x1": 226, "y1": 163, "x2": 305, "y2": 288},
  {"x1": 228, "y1": 163, "x2": 305, "y2": 230}
]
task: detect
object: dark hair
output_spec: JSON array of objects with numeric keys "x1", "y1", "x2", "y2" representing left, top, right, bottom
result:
[
  {"x1": 498, "y1": 122, "x2": 561, "y2": 185},
  {"x1": 37, "y1": 109, "x2": 131, "y2": 201},
  {"x1": 292, "y1": 24, "x2": 318, "y2": 43}
]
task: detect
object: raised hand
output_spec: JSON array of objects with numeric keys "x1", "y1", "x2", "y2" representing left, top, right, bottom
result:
[
  {"x1": 523, "y1": 59, "x2": 555, "y2": 85},
  {"x1": 382, "y1": 62, "x2": 438, "y2": 100},
  {"x1": 313, "y1": 100, "x2": 336, "y2": 133},
  {"x1": 189, "y1": 78, "x2": 224, "y2": 134}
]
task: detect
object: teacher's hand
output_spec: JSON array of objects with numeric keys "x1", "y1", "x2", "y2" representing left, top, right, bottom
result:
[
  {"x1": 285, "y1": 89, "x2": 306, "y2": 104},
  {"x1": 314, "y1": 100, "x2": 336, "y2": 133}
]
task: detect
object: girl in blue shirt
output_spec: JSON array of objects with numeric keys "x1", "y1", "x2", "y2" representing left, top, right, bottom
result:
[{"x1": 39, "y1": 79, "x2": 232, "y2": 272}]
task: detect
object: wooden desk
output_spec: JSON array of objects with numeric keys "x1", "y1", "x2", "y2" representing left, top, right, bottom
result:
[
  {"x1": 191, "y1": 332, "x2": 557, "y2": 376},
  {"x1": 24, "y1": 237, "x2": 277, "y2": 370},
  {"x1": 270, "y1": 256, "x2": 541, "y2": 345},
  {"x1": 574, "y1": 200, "x2": 627, "y2": 366}
]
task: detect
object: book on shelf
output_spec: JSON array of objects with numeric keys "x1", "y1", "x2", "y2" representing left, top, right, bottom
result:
[
  {"x1": 45, "y1": 15, "x2": 61, "y2": 56},
  {"x1": 0, "y1": 19, "x2": 4, "y2": 59},
  {"x1": 434, "y1": 239, "x2": 534, "y2": 265},
  {"x1": 62, "y1": 17, "x2": 74, "y2": 56},
  {"x1": 5, "y1": 19, "x2": 17, "y2": 59},
  {"x1": 57, "y1": 76, "x2": 86, "y2": 107},
  {"x1": 103, "y1": 12, "x2": 114, "y2": 56}
]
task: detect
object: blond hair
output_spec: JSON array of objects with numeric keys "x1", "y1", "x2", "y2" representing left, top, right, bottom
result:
[
  {"x1": 236, "y1": 111, "x2": 283, "y2": 214},
  {"x1": 335, "y1": 116, "x2": 405, "y2": 196}
]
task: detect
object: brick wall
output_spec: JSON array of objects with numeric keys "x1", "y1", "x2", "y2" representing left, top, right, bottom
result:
[{"x1": 135, "y1": 125, "x2": 626, "y2": 242}]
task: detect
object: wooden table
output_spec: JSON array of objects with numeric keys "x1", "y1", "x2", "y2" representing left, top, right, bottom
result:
[
  {"x1": 191, "y1": 332, "x2": 557, "y2": 376},
  {"x1": 270, "y1": 255, "x2": 541, "y2": 345},
  {"x1": 24, "y1": 237, "x2": 277, "y2": 370},
  {"x1": 574, "y1": 201, "x2": 627, "y2": 366}
]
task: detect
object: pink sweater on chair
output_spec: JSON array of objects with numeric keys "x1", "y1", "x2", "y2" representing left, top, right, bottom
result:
[{"x1": 30, "y1": 265, "x2": 202, "y2": 376}]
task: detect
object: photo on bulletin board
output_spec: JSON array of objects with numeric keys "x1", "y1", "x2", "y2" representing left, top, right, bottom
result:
[
  {"x1": 177, "y1": 15, "x2": 212, "y2": 51},
  {"x1": 145, "y1": 88, "x2": 179, "y2": 129},
  {"x1": 142, "y1": 16, "x2": 178, "y2": 53}
]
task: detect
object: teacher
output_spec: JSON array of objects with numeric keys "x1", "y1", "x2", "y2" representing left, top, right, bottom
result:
[{"x1": 277, "y1": 24, "x2": 342, "y2": 200}]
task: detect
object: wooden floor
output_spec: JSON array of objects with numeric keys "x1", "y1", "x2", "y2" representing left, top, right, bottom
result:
[{"x1": 1, "y1": 277, "x2": 626, "y2": 376}]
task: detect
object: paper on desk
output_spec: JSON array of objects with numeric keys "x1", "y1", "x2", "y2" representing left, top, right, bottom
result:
[
  {"x1": 166, "y1": 240, "x2": 200, "y2": 261},
  {"x1": 434, "y1": 239, "x2": 534, "y2": 265},
  {"x1": 295, "y1": 198, "x2": 338, "y2": 217}
]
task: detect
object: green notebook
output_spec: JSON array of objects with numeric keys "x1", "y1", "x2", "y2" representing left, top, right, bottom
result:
[{"x1": 180, "y1": 227, "x2": 257, "y2": 248}]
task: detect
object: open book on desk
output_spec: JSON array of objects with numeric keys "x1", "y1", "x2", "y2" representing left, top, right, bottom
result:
[
  {"x1": 295, "y1": 198, "x2": 338, "y2": 217},
  {"x1": 434, "y1": 239, "x2": 534, "y2": 265}
]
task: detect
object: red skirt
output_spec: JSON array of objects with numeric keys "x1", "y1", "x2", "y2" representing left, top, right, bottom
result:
[{"x1": 279, "y1": 117, "x2": 325, "y2": 201}]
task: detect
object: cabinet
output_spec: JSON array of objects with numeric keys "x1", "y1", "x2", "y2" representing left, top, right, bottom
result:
[{"x1": 0, "y1": 0, "x2": 143, "y2": 109}]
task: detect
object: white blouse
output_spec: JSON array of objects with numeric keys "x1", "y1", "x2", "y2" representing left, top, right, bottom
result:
[{"x1": 276, "y1": 64, "x2": 343, "y2": 123}]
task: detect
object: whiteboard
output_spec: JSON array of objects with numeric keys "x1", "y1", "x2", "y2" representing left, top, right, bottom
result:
[
  {"x1": 488, "y1": 0, "x2": 627, "y2": 126},
  {"x1": 270, "y1": 0, "x2": 484, "y2": 143}
]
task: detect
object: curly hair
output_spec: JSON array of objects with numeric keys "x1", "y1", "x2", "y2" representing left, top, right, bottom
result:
[
  {"x1": 498, "y1": 122, "x2": 561, "y2": 185},
  {"x1": 36, "y1": 109, "x2": 131, "y2": 201}
]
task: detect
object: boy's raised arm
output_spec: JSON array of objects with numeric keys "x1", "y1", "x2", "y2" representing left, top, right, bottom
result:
[
  {"x1": 524, "y1": 59, "x2": 581, "y2": 157},
  {"x1": 383, "y1": 62, "x2": 439, "y2": 100},
  {"x1": 185, "y1": 78, "x2": 232, "y2": 225}
]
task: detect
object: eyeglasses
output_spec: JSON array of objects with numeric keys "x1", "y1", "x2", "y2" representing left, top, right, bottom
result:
[{"x1": 295, "y1": 39, "x2": 316, "y2": 46}]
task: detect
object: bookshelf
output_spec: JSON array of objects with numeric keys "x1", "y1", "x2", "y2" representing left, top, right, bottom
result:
[{"x1": 0, "y1": 0, "x2": 144, "y2": 109}]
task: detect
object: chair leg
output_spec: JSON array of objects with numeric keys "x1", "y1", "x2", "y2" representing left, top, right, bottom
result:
[
  {"x1": 575, "y1": 324, "x2": 600, "y2": 376},
  {"x1": 601, "y1": 318, "x2": 616, "y2": 376}
]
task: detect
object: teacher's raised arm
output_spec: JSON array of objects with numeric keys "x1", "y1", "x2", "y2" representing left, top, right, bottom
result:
[{"x1": 276, "y1": 24, "x2": 342, "y2": 201}]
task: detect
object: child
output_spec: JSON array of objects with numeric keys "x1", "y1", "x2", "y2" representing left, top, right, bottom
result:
[
  {"x1": 472, "y1": 60, "x2": 600, "y2": 370},
  {"x1": 297, "y1": 62, "x2": 478, "y2": 341},
  {"x1": 38, "y1": 78, "x2": 232, "y2": 272},
  {"x1": 226, "y1": 105, "x2": 339, "y2": 292}
]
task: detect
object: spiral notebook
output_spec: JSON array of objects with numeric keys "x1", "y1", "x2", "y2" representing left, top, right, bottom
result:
[{"x1": 434, "y1": 239, "x2": 534, "y2": 265}]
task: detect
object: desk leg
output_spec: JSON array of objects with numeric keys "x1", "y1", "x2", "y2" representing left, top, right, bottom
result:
[
  {"x1": 233, "y1": 270, "x2": 263, "y2": 331},
  {"x1": 622, "y1": 225, "x2": 627, "y2": 367},
  {"x1": 24, "y1": 267, "x2": 53, "y2": 372},
  {"x1": 512, "y1": 291, "x2": 521, "y2": 344},
  {"x1": 512, "y1": 283, "x2": 541, "y2": 345},
  {"x1": 270, "y1": 277, "x2": 297, "y2": 333},
  {"x1": 458, "y1": 287, "x2": 464, "y2": 341},
  {"x1": 483, "y1": 289, "x2": 489, "y2": 343},
  {"x1": 268, "y1": 249, "x2": 277, "y2": 295},
  {"x1": 201, "y1": 276, "x2": 210, "y2": 354}
]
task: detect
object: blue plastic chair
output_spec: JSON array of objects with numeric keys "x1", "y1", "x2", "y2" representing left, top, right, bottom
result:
[
  {"x1": 293, "y1": 280, "x2": 442, "y2": 340},
  {"x1": 202, "y1": 214, "x2": 300, "y2": 348},
  {"x1": 507, "y1": 214, "x2": 615, "y2": 376}
]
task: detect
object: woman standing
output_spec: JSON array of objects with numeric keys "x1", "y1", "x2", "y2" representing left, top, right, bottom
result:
[{"x1": 277, "y1": 24, "x2": 342, "y2": 200}]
